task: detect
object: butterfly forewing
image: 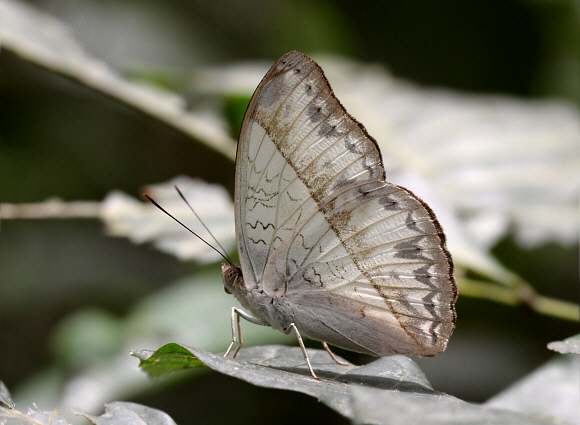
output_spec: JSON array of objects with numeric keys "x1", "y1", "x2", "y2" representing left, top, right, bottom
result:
[{"x1": 233, "y1": 51, "x2": 456, "y2": 357}]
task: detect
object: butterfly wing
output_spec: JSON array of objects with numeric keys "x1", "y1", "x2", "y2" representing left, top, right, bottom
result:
[{"x1": 235, "y1": 51, "x2": 456, "y2": 356}]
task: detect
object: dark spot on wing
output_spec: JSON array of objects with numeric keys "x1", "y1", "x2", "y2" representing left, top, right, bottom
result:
[
  {"x1": 356, "y1": 186, "x2": 373, "y2": 199},
  {"x1": 318, "y1": 121, "x2": 339, "y2": 138},
  {"x1": 422, "y1": 292, "x2": 440, "y2": 319},
  {"x1": 393, "y1": 237, "x2": 430, "y2": 261},
  {"x1": 397, "y1": 298, "x2": 421, "y2": 316},
  {"x1": 405, "y1": 211, "x2": 421, "y2": 233},
  {"x1": 378, "y1": 194, "x2": 400, "y2": 211},
  {"x1": 307, "y1": 103, "x2": 325, "y2": 123},
  {"x1": 345, "y1": 134, "x2": 362, "y2": 154},
  {"x1": 413, "y1": 265, "x2": 438, "y2": 289},
  {"x1": 362, "y1": 152, "x2": 379, "y2": 175},
  {"x1": 428, "y1": 321, "x2": 440, "y2": 343}
]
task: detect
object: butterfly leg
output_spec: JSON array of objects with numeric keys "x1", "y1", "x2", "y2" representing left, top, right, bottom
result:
[
  {"x1": 322, "y1": 342, "x2": 349, "y2": 366},
  {"x1": 224, "y1": 307, "x2": 268, "y2": 359},
  {"x1": 288, "y1": 323, "x2": 320, "y2": 380}
]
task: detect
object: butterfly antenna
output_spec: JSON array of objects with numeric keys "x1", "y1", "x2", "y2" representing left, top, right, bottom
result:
[
  {"x1": 173, "y1": 186, "x2": 233, "y2": 265},
  {"x1": 143, "y1": 192, "x2": 232, "y2": 265}
]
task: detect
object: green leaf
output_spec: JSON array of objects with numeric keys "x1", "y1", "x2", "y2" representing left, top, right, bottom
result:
[
  {"x1": 224, "y1": 94, "x2": 252, "y2": 139},
  {"x1": 132, "y1": 343, "x2": 205, "y2": 377}
]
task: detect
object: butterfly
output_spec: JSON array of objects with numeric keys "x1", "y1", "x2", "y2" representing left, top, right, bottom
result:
[{"x1": 222, "y1": 51, "x2": 457, "y2": 380}]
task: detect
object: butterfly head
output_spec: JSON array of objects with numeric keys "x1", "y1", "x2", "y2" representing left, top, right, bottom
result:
[{"x1": 221, "y1": 263, "x2": 243, "y2": 294}]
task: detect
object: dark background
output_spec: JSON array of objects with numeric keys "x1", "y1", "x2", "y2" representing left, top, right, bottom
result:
[{"x1": 2, "y1": 1, "x2": 578, "y2": 424}]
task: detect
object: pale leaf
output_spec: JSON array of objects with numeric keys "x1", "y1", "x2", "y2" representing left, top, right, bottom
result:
[{"x1": 101, "y1": 176, "x2": 235, "y2": 263}]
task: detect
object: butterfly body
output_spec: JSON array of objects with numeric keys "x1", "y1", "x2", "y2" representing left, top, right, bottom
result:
[
  {"x1": 223, "y1": 51, "x2": 457, "y2": 361},
  {"x1": 223, "y1": 263, "x2": 293, "y2": 334}
]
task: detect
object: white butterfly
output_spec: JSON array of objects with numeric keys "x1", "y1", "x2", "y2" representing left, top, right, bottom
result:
[{"x1": 222, "y1": 51, "x2": 457, "y2": 380}]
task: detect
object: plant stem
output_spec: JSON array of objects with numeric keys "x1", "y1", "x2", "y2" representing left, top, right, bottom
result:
[{"x1": 459, "y1": 277, "x2": 579, "y2": 322}]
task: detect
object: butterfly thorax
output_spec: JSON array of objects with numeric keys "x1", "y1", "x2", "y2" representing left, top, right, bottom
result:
[{"x1": 221, "y1": 263, "x2": 292, "y2": 333}]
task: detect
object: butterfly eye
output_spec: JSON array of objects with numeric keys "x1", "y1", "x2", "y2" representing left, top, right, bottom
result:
[{"x1": 222, "y1": 263, "x2": 243, "y2": 294}]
